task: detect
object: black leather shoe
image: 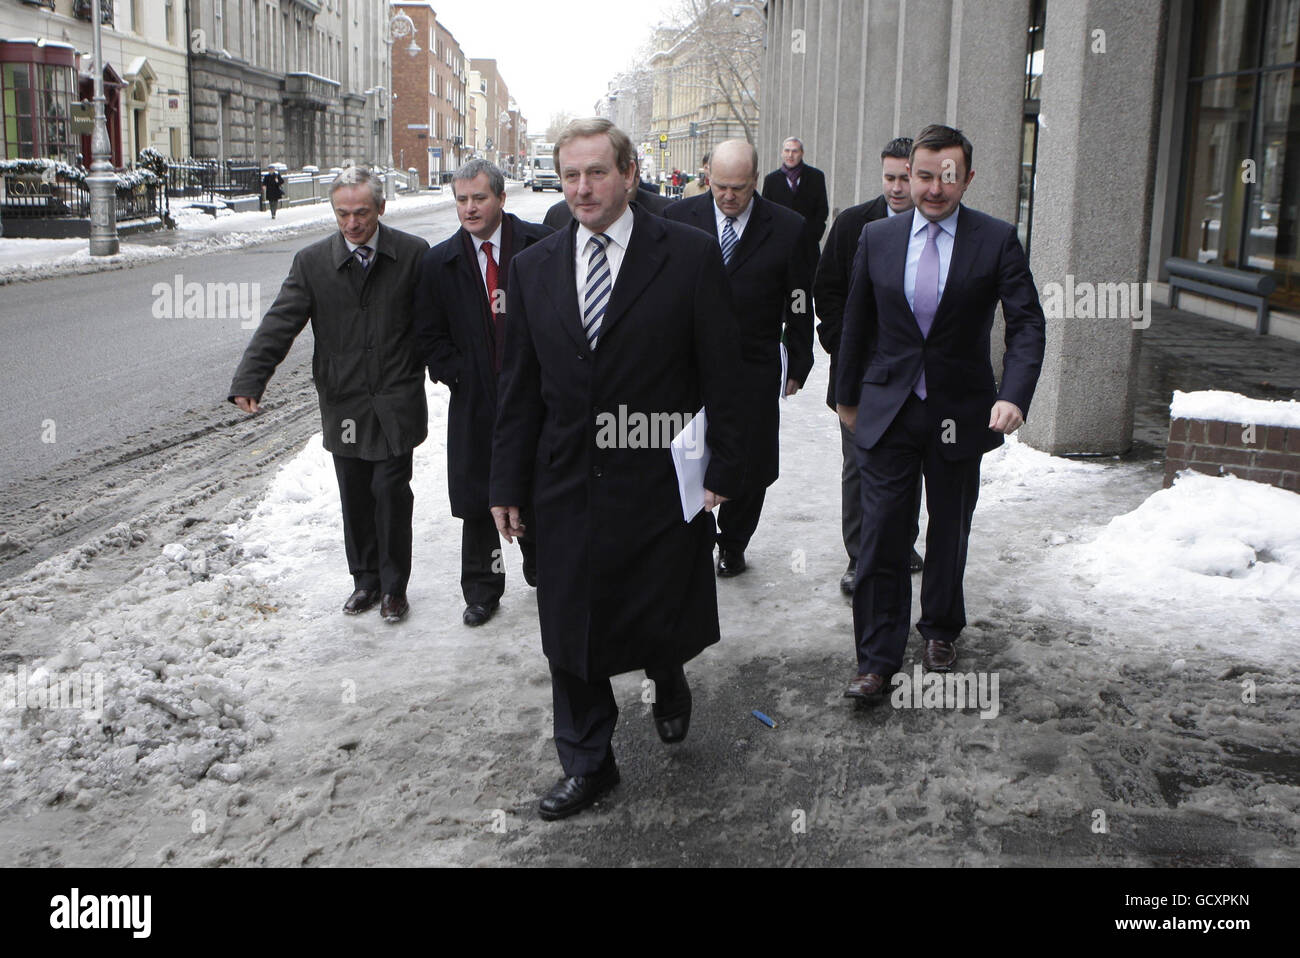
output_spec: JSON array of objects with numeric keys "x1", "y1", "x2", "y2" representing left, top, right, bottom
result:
[
  {"x1": 538, "y1": 762, "x2": 620, "y2": 821},
  {"x1": 839, "y1": 562, "x2": 856, "y2": 595},
  {"x1": 463, "y1": 599, "x2": 499, "y2": 626},
  {"x1": 380, "y1": 594, "x2": 408, "y2": 623},
  {"x1": 342, "y1": 588, "x2": 380, "y2": 615},
  {"x1": 651, "y1": 667, "x2": 692, "y2": 744},
  {"x1": 909, "y1": 548, "x2": 924, "y2": 574},
  {"x1": 716, "y1": 547, "x2": 746, "y2": 577}
]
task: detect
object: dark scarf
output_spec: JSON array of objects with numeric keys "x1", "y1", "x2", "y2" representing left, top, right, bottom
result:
[{"x1": 459, "y1": 214, "x2": 515, "y2": 374}]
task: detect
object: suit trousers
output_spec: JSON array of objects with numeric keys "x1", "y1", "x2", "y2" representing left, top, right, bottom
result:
[
  {"x1": 332, "y1": 452, "x2": 414, "y2": 596},
  {"x1": 460, "y1": 511, "x2": 536, "y2": 605},
  {"x1": 842, "y1": 421, "x2": 925, "y2": 567},
  {"x1": 715, "y1": 487, "x2": 767, "y2": 553},
  {"x1": 851, "y1": 394, "x2": 980, "y2": 675},
  {"x1": 550, "y1": 662, "x2": 685, "y2": 777}
]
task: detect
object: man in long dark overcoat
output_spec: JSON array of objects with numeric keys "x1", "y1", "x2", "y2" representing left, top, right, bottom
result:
[
  {"x1": 413, "y1": 159, "x2": 551, "y2": 627},
  {"x1": 490, "y1": 119, "x2": 747, "y2": 821},
  {"x1": 230, "y1": 166, "x2": 429, "y2": 623},
  {"x1": 665, "y1": 139, "x2": 815, "y2": 577}
]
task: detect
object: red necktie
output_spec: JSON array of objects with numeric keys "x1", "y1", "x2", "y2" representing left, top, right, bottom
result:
[{"x1": 483, "y1": 241, "x2": 503, "y2": 371}]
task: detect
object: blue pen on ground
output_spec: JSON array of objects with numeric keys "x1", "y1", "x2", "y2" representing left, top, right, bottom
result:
[{"x1": 752, "y1": 710, "x2": 777, "y2": 729}]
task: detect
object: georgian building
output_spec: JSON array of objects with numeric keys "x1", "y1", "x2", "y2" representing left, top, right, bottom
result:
[
  {"x1": 469, "y1": 57, "x2": 511, "y2": 172},
  {"x1": 186, "y1": 0, "x2": 391, "y2": 169},
  {"x1": 1, "y1": 0, "x2": 191, "y2": 166}
]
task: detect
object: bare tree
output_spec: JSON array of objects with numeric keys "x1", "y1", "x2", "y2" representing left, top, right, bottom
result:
[
  {"x1": 662, "y1": 0, "x2": 763, "y2": 143},
  {"x1": 545, "y1": 111, "x2": 577, "y2": 141}
]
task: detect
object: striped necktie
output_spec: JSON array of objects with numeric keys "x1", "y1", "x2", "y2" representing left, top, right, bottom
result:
[
  {"x1": 720, "y1": 217, "x2": 738, "y2": 265},
  {"x1": 582, "y1": 233, "x2": 611, "y2": 350},
  {"x1": 354, "y1": 244, "x2": 372, "y2": 270}
]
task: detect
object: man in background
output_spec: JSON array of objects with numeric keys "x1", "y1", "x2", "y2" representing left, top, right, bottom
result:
[
  {"x1": 814, "y1": 136, "x2": 923, "y2": 596},
  {"x1": 762, "y1": 136, "x2": 829, "y2": 251},
  {"x1": 414, "y1": 159, "x2": 551, "y2": 627}
]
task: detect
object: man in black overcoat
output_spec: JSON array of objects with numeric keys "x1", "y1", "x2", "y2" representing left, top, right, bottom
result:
[
  {"x1": 490, "y1": 119, "x2": 747, "y2": 820},
  {"x1": 413, "y1": 160, "x2": 551, "y2": 626},
  {"x1": 761, "y1": 136, "x2": 829, "y2": 250},
  {"x1": 665, "y1": 138, "x2": 815, "y2": 576},
  {"x1": 814, "y1": 136, "x2": 923, "y2": 595},
  {"x1": 230, "y1": 166, "x2": 429, "y2": 623}
]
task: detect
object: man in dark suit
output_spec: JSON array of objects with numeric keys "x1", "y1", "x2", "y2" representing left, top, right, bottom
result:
[
  {"x1": 490, "y1": 118, "x2": 746, "y2": 820},
  {"x1": 665, "y1": 138, "x2": 815, "y2": 577},
  {"x1": 835, "y1": 125, "x2": 1046, "y2": 700},
  {"x1": 814, "y1": 137, "x2": 923, "y2": 595},
  {"x1": 542, "y1": 156, "x2": 670, "y2": 229},
  {"x1": 762, "y1": 136, "x2": 829, "y2": 250},
  {"x1": 413, "y1": 160, "x2": 551, "y2": 627},
  {"x1": 230, "y1": 166, "x2": 429, "y2": 623}
]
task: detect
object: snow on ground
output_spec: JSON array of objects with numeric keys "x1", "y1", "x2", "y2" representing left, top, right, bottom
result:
[
  {"x1": 0, "y1": 190, "x2": 454, "y2": 284},
  {"x1": 1171, "y1": 389, "x2": 1300, "y2": 428},
  {"x1": 1, "y1": 362, "x2": 1297, "y2": 866}
]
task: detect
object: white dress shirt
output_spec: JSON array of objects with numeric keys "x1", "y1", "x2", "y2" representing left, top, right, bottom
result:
[
  {"x1": 903, "y1": 206, "x2": 959, "y2": 311},
  {"x1": 575, "y1": 204, "x2": 635, "y2": 296},
  {"x1": 345, "y1": 228, "x2": 379, "y2": 258},
  {"x1": 714, "y1": 195, "x2": 755, "y2": 244},
  {"x1": 473, "y1": 221, "x2": 503, "y2": 293}
]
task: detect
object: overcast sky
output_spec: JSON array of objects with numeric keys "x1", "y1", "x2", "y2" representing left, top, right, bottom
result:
[{"x1": 422, "y1": 0, "x2": 682, "y2": 127}]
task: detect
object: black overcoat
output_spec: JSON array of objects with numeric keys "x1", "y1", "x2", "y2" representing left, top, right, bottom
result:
[
  {"x1": 412, "y1": 213, "x2": 552, "y2": 517},
  {"x1": 664, "y1": 192, "x2": 815, "y2": 490},
  {"x1": 229, "y1": 223, "x2": 430, "y2": 460},
  {"x1": 813, "y1": 194, "x2": 888, "y2": 409},
  {"x1": 761, "y1": 164, "x2": 829, "y2": 247},
  {"x1": 489, "y1": 207, "x2": 747, "y2": 681}
]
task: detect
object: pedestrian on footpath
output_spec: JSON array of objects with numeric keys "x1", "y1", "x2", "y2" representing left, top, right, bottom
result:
[
  {"x1": 490, "y1": 118, "x2": 747, "y2": 820},
  {"x1": 836, "y1": 125, "x2": 1046, "y2": 701},
  {"x1": 762, "y1": 136, "x2": 829, "y2": 251},
  {"x1": 262, "y1": 166, "x2": 285, "y2": 219},
  {"x1": 665, "y1": 138, "x2": 815, "y2": 578},
  {"x1": 412, "y1": 159, "x2": 552, "y2": 628},
  {"x1": 229, "y1": 166, "x2": 430, "y2": 624},
  {"x1": 814, "y1": 137, "x2": 925, "y2": 596}
]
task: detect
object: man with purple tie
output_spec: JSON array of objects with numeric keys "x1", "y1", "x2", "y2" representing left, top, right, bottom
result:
[{"x1": 835, "y1": 125, "x2": 1046, "y2": 701}]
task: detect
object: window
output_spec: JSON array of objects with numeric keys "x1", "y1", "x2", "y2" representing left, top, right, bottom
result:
[
  {"x1": 165, "y1": 0, "x2": 175, "y2": 44},
  {"x1": 1179, "y1": 0, "x2": 1300, "y2": 307},
  {"x1": 1, "y1": 60, "x2": 78, "y2": 163},
  {"x1": 1016, "y1": 0, "x2": 1045, "y2": 255}
]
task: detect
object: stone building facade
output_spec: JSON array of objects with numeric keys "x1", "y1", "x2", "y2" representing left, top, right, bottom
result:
[
  {"x1": 0, "y1": 0, "x2": 191, "y2": 165},
  {"x1": 187, "y1": 0, "x2": 390, "y2": 169}
]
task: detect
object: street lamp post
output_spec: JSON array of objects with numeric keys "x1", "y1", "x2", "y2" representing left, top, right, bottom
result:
[{"x1": 88, "y1": 0, "x2": 118, "y2": 256}]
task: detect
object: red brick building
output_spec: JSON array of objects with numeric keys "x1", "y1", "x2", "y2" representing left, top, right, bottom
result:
[{"x1": 391, "y1": 2, "x2": 466, "y2": 185}]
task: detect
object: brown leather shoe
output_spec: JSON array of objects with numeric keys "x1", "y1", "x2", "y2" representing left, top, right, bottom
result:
[
  {"x1": 922, "y1": 639, "x2": 957, "y2": 672},
  {"x1": 844, "y1": 672, "x2": 889, "y2": 700}
]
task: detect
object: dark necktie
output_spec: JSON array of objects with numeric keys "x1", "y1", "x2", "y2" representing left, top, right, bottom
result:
[
  {"x1": 583, "y1": 234, "x2": 611, "y2": 350},
  {"x1": 912, "y1": 221, "x2": 942, "y2": 399},
  {"x1": 720, "y1": 217, "x2": 738, "y2": 265},
  {"x1": 354, "y1": 244, "x2": 372, "y2": 270}
]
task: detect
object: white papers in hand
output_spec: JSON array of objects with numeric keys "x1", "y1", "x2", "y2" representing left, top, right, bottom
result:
[
  {"x1": 670, "y1": 407, "x2": 711, "y2": 522},
  {"x1": 779, "y1": 341, "x2": 789, "y2": 399}
]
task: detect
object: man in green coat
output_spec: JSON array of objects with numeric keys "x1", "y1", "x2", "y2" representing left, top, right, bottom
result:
[{"x1": 229, "y1": 166, "x2": 430, "y2": 623}]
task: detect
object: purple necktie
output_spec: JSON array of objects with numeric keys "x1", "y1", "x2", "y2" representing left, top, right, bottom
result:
[{"x1": 912, "y1": 221, "x2": 942, "y2": 399}]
